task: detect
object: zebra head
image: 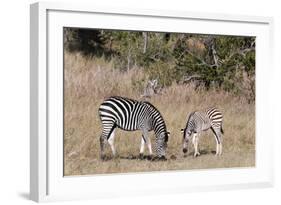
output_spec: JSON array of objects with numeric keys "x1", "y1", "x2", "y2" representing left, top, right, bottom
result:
[
  {"x1": 181, "y1": 128, "x2": 193, "y2": 154},
  {"x1": 155, "y1": 131, "x2": 170, "y2": 158}
]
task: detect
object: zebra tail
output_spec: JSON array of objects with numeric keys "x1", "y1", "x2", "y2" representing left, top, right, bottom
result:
[{"x1": 221, "y1": 126, "x2": 224, "y2": 134}]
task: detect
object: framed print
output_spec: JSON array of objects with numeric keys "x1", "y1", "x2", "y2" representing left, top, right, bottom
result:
[{"x1": 30, "y1": 2, "x2": 274, "y2": 202}]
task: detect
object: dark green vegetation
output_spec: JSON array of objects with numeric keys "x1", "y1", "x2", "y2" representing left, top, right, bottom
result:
[{"x1": 64, "y1": 28, "x2": 255, "y2": 102}]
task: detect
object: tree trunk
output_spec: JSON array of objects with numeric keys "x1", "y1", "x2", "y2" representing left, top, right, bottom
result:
[
  {"x1": 211, "y1": 44, "x2": 219, "y2": 67},
  {"x1": 143, "y1": 32, "x2": 148, "y2": 54},
  {"x1": 127, "y1": 49, "x2": 131, "y2": 72}
]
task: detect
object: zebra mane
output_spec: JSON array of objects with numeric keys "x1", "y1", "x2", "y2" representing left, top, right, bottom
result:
[
  {"x1": 187, "y1": 111, "x2": 195, "y2": 121},
  {"x1": 142, "y1": 101, "x2": 162, "y2": 115}
]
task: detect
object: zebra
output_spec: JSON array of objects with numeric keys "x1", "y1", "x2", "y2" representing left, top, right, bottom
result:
[
  {"x1": 98, "y1": 96, "x2": 170, "y2": 160},
  {"x1": 181, "y1": 107, "x2": 224, "y2": 157}
]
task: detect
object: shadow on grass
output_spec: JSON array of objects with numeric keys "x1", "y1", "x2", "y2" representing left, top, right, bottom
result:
[
  {"x1": 184, "y1": 149, "x2": 216, "y2": 157},
  {"x1": 100, "y1": 154, "x2": 145, "y2": 161},
  {"x1": 101, "y1": 151, "x2": 217, "y2": 161},
  {"x1": 120, "y1": 154, "x2": 153, "y2": 160},
  {"x1": 102, "y1": 154, "x2": 178, "y2": 161},
  {"x1": 101, "y1": 154, "x2": 174, "y2": 161}
]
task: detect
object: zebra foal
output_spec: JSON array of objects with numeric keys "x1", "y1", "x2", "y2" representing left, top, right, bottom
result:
[
  {"x1": 181, "y1": 107, "x2": 224, "y2": 157},
  {"x1": 98, "y1": 96, "x2": 169, "y2": 160}
]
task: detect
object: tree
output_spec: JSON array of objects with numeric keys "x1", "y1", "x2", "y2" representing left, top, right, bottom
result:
[{"x1": 64, "y1": 28, "x2": 256, "y2": 102}]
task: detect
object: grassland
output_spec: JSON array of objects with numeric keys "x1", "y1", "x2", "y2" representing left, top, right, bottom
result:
[{"x1": 64, "y1": 52, "x2": 255, "y2": 176}]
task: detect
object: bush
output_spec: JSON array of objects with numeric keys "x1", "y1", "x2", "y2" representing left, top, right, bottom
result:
[{"x1": 64, "y1": 28, "x2": 255, "y2": 102}]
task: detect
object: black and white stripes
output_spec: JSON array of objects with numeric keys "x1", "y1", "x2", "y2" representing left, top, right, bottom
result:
[
  {"x1": 98, "y1": 96, "x2": 224, "y2": 159},
  {"x1": 181, "y1": 107, "x2": 224, "y2": 157},
  {"x1": 98, "y1": 96, "x2": 169, "y2": 159}
]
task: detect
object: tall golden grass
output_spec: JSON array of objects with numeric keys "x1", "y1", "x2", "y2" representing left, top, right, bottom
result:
[{"x1": 64, "y1": 52, "x2": 255, "y2": 176}]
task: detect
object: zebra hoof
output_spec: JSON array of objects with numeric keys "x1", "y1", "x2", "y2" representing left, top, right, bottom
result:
[
  {"x1": 100, "y1": 155, "x2": 107, "y2": 161},
  {"x1": 146, "y1": 155, "x2": 152, "y2": 160},
  {"x1": 194, "y1": 152, "x2": 200, "y2": 157},
  {"x1": 159, "y1": 156, "x2": 167, "y2": 161},
  {"x1": 152, "y1": 156, "x2": 167, "y2": 161},
  {"x1": 138, "y1": 154, "x2": 144, "y2": 160}
]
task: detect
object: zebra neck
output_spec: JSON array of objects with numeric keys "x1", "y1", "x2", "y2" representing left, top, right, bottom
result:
[
  {"x1": 153, "y1": 117, "x2": 166, "y2": 137},
  {"x1": 143, "y1": 101, "x2": 167, "y2": 137}
]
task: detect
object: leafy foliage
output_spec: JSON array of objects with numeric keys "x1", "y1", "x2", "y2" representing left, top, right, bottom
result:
[{"x1": 64, "y1": 28, "x2": 255, "y2": 102}]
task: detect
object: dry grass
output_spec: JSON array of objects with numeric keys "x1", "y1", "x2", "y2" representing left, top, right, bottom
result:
[{"x1": 64, "y1": 52, "x2": 255, "y2": 176}]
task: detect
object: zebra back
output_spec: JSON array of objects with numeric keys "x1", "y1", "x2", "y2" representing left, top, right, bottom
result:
[
  {"x1": 185, "y1": 107, "x2": 223, "y2": 133},
  {"x1": 205, "y1": 107, "x2": 223, "y2": 128},
  {"x1": 99, "y1": 96, "x2": 168, "y2": 141}
]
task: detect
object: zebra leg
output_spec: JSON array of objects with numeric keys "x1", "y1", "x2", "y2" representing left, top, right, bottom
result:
[
  {"x1": 192, "y1": 133, "x2": 196, "y2": 155},
  {"x1": 214, "y1": 136, "x2": 221, "y2": 156},
  {"x1": 139, "y1": 135, "x2": 146, "y2": 159},
  {"x1": 146, "y1": 136, "x2": 153, "y2": 156},
  {"x1": 100, "y1": 123, "x2": 116, "y2": 160},
  {"x1": 140, "y1": 130, "x2": 153, "y2": 160},
  {"x1": 219, "y1": 143, "x2": 223, "y2": 155},
  {"x1": 218, "y1": 133, "x2": 223, "y2": 155},
  {"x1": 213, "y1": 132, "x2": 218, "y2": 155},
  {"x1": 108, "y1": 130, "x2": 117, "y2": 158},
  {"x1": 193, "y1": 133, "x2": 200, "y2": 157},
  {"x1": 212, "y1": 129, "x2": 222, "y2": 156},
  {"x1": 195, "y1": 134, "x2": 200, "y2": 157},
  {"x1": 100, "y1": 134, "x2": 107, "y2": 160}
]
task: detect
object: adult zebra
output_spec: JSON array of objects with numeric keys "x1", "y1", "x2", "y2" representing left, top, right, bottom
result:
[
  {"x1": 98, "y1": 96, "x2": 169, "y2": 160},
  {"x1": 181, "y1": 107, "x2": 224, "y2": 157}
]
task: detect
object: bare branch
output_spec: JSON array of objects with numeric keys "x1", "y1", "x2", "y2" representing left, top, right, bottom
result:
[
  {"x1": 140, "y1": 79, "x2": 160, "y2": 99},
  {"x1": 221, "y1": 46, "x2": 255, "y2": 64},
  {"x1": 182, "y1": 74, "x2": 201, "y2": 83},
  {"x1": 184, "y1": 48, "x2": 213, "y2": 67},
  {"x1": 142, "y1": 32, "x2": 148, "y2": 54},
  {"x1": 238, "y1": 47, "x2": 255, "y2": 56},
  {"x1": 211, "y1": 44, "x2": 219, "y2": 67}
]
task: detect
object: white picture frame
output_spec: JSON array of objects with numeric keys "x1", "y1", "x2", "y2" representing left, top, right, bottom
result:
[{"x1": 30, "y1": 2, "x2": 274, "y2": 202}]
